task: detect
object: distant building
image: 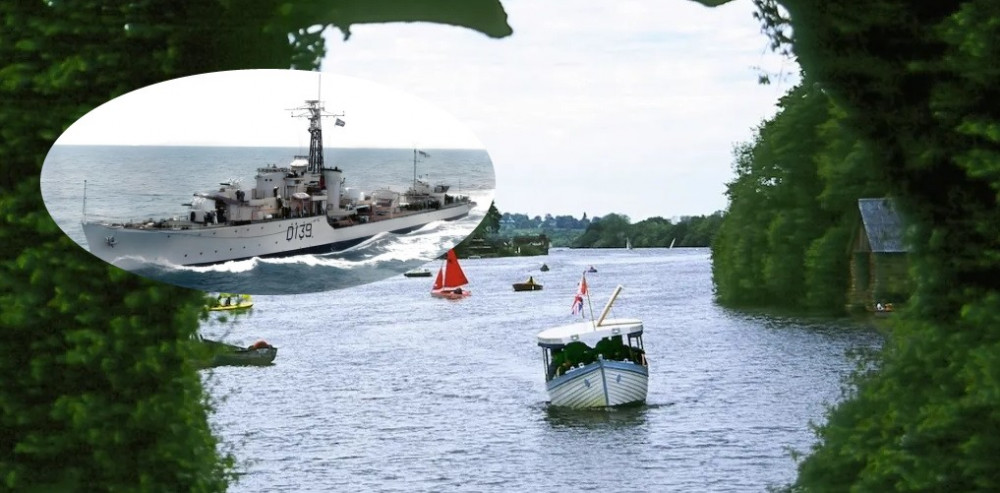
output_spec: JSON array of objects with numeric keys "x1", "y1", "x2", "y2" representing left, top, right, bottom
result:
[{"x1": 848, "y1": 198, "x2": 912, "y2": 312}]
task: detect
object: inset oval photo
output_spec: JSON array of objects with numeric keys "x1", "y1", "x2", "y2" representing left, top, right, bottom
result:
[{"x1": 41, "y1": 70, "x2": 495, "y2": 295}]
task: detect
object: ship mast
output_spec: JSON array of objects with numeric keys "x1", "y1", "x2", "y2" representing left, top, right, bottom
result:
[{"x1": 291, "y1": 100, "x2": 343, "y2": 175}]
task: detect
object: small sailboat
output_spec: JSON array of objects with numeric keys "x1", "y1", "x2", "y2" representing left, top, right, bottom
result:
[
  {"x1": 431, "y1": 249, "x2": 471, "y2": 299},
  {"x1": 536, "y1": 275, "x2": 648, "y2": 408},
  {"x1": 625, "y1": 237, "x2": 633, "y2": 250},
  {"x1": 209, "y1": 293, "x2": 253, "y2": 311}
]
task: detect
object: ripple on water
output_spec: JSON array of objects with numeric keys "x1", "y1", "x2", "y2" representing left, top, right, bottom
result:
[{"x1": 208, "y1": 248, "x2": 882, "y2": 492}]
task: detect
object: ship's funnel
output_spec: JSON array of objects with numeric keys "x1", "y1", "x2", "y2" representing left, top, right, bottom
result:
[{"x1": 323, "y1": 167, "x2": 344, "y2": 216}]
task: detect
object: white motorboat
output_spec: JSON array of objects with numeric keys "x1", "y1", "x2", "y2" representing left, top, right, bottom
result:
[{"x1": 537, "y1": 284, "x2": 648, "y2": 408}]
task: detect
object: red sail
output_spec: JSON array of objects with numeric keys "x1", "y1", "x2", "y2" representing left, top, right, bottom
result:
[
  {"x1": 432, "y1": 267, "x2": 444, "y2": 290},
  {"x1": 442, "y1": 249, "x2": 469, "y2": 288}
]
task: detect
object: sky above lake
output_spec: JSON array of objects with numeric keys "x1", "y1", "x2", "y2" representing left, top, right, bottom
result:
[
  {"x1": 321, "y1": 0, "x2": 799, "y2": 220},
  {"x1": 54, "y1": 0, "x2": 798, "y2": 222},
  {"x1": 54, "y1": 70, "x2": 485, "y2": 151}
]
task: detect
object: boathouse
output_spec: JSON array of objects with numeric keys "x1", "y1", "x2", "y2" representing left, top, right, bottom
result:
[{"x1": 847, "y1": 198, "x2": 912, "y2": 312}]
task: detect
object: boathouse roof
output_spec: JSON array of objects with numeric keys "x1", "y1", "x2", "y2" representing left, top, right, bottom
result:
[{"x1": 858, "y1": 198, "x2": 907, "y2": 253}]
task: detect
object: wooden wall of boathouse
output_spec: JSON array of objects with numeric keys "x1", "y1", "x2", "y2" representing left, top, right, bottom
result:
[{"x1": 847, "y1": 198, "x2": 913, "y2": 312}]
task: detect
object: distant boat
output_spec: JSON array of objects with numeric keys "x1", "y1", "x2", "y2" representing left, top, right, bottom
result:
[
  {"x1": 540, "y1": 263, "x2": 550, "y2": 272},
  {"x1": 209, "y1": 293, "x2": 253, "y2": 311},
  {"x1": 513, "y1": 276, "x2": 543, "y2": 292},
  {"x1": 537, "y1": 282, "x2": 648, "y2": 408},
  {"x1": 586, "y1": 265, "x2": 598, "y2": 273},
  {"x1": 626, "y1": 237, "x2": 632, "y2": 250},
  {"x1": 403, "y1": 268, "x2": 432, "y2": 278},
  {"x1": 431, "y1": 249, "x2": 471, "y2": 299},
  {"x1": 669, "y1": 238, "x2": 676, "y2": 249},
  {"x1": 195, "y1": 335, "x2": 277, "y2": 368}
]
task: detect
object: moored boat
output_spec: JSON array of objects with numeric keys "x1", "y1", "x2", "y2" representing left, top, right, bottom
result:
[
  {"x1": 431, "y1": 249, "x2": 470, "y2": 299},
  {"x1": 540, "y1": 263, "x2": 550, "y2": 272},
  {"x1": 403, "y1": 268, "x2": 432, "y2": 278},
  {"x1": 537, "y1": 281, "x2": 648, "y2": 408},
  {"x1": 209, "y1": 293, "x2": 253, "y2": 311},
  {"x1": 195, "y1": 336, "x2": 277, "y2": 368},
  {"x1": 513, "y1": 276, "x2": 543, "y2": 291},
  {"x1": 81, "y1": 100, "x2": 474, "y2": 268}
]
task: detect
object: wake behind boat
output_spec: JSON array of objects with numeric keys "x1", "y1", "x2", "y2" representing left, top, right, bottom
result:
[
  {"x1": 537, "y1": 279, "x2": 648, "y2": 408},
  {"x1": 81, "y1": 100, "x2": 474, "y2": 267}
]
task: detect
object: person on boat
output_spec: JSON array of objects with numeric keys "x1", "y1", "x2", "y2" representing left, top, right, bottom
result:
[
  {"x1": 452, "y1": 287, "x2": 463, "y2": 295},
  {"x1": 556, "y1": 360, "x2": 573, "y2": 377},
  {"x1": 548, "y1": 349, "x2": 566, "y2": 379}
]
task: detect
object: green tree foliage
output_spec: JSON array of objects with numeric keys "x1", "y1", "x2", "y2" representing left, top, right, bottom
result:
[
  {"x1": 482, "y1": 201, "x2": 503, "y2": 235},
  {"x1": 698, "y1": 0, "x2": 1000, "y2": 489},
  {"x1": 711, "y1": 82, "x2": 887, "y2": 313},
  {"x1": 572, "y1": 212, "x2": 723, "y2": 248},
  {"x1": 1, "y1": 1, "x2": 510, "y2": 490},
  {"x1": 572, "y1": 213, "x2": 632, "y2": 248}
]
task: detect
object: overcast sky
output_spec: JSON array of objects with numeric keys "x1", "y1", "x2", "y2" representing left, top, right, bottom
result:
[
  {"x1": 321, "y1": 0, "x2": 798, "y2": 220},
  {"x1": 54, "y1": 0, "x2": 797, "y2": 222},
  {"x1": 55, "y1": 70, "x2": 485, "y2": 150}
]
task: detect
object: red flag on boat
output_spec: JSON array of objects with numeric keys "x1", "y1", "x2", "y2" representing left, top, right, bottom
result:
[{"x1": 571, "y1": 273, "x2": 588, "y2": 316}]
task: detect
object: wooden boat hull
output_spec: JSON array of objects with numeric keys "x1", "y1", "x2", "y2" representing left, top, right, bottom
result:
[
  {"x1": 512, "y1": 283, "x2": 543, "y2": 291},
  {"x1": 430, "y1": 290, "x2": 470, "y2": 300},
  {"x1": 197, "y1": 338, "x2": 277, "y2": 368},
  {"x1": 546, "y1": 359, "x2": 647, "y2": 408},
  {"x1": 210, "y1": 347, "x2": 277, "y2": 367}
]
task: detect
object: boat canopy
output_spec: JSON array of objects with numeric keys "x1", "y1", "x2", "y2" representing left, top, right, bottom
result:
[{"x1": 536, "y1": 318, "x2": 643, "y2": 348}]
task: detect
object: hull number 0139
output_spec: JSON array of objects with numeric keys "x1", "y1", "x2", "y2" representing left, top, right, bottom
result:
[{"x1": 286, "y1": 222, "x2": 313, "y2": 241}]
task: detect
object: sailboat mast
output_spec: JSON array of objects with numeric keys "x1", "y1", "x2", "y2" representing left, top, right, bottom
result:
[{"x1": 413, "y1": 149, "x2": 417, "y2": 191}]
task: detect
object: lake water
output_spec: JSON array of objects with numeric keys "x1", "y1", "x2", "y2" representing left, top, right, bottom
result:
[
  {"x1": 202, "y1": 247, "x2": 882, "y2": 492},
  {"x1": 40, "y1": 146, "x2": 494, "y2": 294}
]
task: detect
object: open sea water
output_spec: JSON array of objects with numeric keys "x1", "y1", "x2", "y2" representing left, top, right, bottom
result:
[
  {"x1": 40, "y1": 146, "x2": 494, "y2": 294},
  {"x1": 201, "y1": 247, "x2": 882, "y2": 492}
]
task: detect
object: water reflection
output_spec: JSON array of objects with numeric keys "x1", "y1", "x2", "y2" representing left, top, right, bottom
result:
[{"x1": 541, "y1": 402, "x2": 662, "y2": 429}]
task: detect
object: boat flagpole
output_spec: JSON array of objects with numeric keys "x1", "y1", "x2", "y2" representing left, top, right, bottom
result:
[
  {"x1": 584, "y1": 272, "x2": 597, "y2": 328},
  {"x1": 595, "y1": 285, "x2": 623, "y2": 327}
]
